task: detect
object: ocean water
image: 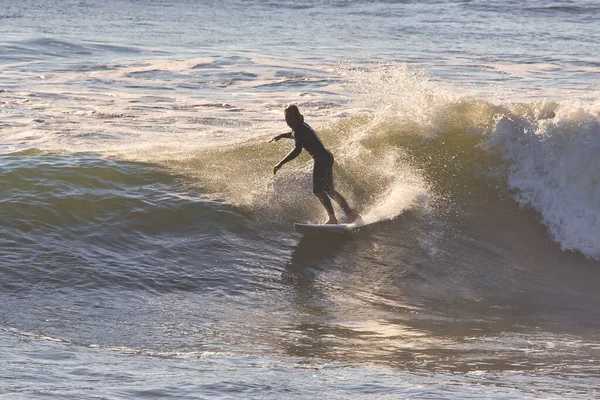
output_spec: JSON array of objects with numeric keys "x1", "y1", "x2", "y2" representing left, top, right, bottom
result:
[{"x1": 1, "y1": 0, "x2": 600, "y2": 398}]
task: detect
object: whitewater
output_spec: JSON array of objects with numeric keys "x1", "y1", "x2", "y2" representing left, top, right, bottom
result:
[{"x1": 1, "y1": 0, "x2": 600, "y2": 398}]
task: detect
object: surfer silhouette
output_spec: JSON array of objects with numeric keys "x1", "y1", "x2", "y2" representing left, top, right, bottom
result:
[{"x1": 270, "y1": 105, "x2": 358, "y2": 225}]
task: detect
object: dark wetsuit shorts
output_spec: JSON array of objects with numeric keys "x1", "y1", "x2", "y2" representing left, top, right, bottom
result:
[{"x1": 313, "y1": 153, "x2": 334, "y2": 194}]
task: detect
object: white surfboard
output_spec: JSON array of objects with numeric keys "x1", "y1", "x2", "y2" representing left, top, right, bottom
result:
[{"x1": 294, "y1": 217, "x2": 365, "y2": 233}]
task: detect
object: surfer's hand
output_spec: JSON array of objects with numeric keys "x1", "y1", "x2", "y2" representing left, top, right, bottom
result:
[
  {"x1": 269, "y1": 135, "x2": 282, "y2": 143},
  {"x1": 273, "y1": 164, "x2": 281, "y2": 175}
]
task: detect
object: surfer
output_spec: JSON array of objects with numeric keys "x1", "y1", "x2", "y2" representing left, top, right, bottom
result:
[{"x1": 270, "y1": 105, "x2": 358, "y2": 225}]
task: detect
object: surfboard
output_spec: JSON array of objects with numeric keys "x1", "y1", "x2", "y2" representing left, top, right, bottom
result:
[{"x1": 294, "y1": 217, "x2": 365, "y2": 233}]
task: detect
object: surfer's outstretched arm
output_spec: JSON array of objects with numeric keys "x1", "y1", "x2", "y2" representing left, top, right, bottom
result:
[
  {"x1": 273, "y1": 146, "x2": 302, "y2": 174},
  {"x1": 269, "y1": 132, "x2": 292, "y2": 142}
]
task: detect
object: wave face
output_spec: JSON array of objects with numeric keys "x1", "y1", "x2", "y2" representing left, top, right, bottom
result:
[{"x1": 139, "y1": 64, "x2": 600, "y2": 262}]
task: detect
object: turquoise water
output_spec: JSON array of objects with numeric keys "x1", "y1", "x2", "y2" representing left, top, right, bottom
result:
[{"x1": 1, "y1": 1, "x2": 600, "y2": 398}]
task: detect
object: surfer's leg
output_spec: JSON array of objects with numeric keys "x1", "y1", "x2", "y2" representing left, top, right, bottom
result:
[
  {"x1": 314, "y1": 190, "x2": 337, "y2": 223},
  {"x1": 323, "y1": 159, "x2": 358, "y2": 222},
  {"x1": 329, "y1": 190, "x2": 353, "y2": 211},
  {"x1": 327, "y1": 190, "x2": 357, "y2": 222},
  {"x1": 314, "y1": 160, "x2": 337, "y2": 224}
]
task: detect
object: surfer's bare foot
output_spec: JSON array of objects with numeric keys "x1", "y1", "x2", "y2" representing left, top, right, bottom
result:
[
  {"x1": 345, "y1": 209, "x2": 359, "y2": 223},
  {"x1": 324, "y1": 216, "x2": 338, "y2": 224}
]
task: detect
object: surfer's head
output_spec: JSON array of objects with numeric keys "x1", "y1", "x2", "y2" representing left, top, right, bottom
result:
[{"x1": 284, "y1": 105, "x2": 304, "y2": 128}]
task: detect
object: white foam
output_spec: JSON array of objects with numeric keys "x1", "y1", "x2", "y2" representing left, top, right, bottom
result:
[{"x1": 486, "y1": 101, "x2": 600, "y2": 260}]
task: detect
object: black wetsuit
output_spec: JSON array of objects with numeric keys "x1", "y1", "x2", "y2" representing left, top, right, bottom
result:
[{"x1": 279, "y1": 122, "x2": 351, "y2": 215}]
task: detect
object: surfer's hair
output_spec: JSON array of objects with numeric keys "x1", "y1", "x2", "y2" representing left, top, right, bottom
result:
[{"x1": 284, "y1": 105, "x2": 304, "y2": 123}]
